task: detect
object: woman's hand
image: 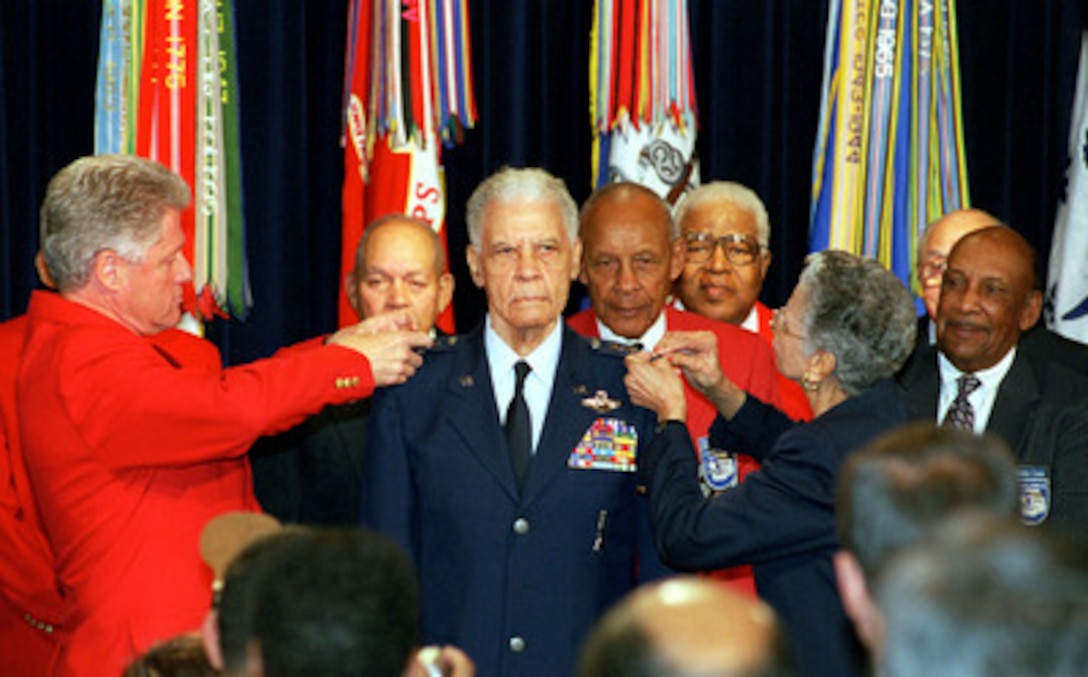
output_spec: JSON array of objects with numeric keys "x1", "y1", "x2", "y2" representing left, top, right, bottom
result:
[
  {"x1": 652, "y1": 331, "x2": 747, "y2": 419},
  {"x1": 624, "y1": 351, "x2": 687, "y2": 422}
]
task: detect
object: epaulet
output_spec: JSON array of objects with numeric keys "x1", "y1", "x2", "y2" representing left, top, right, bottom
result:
[
  {"x1": 426, "y1": 334, "x2": 462, "y2": 353},
  {"x1": 588, "y1": 337, "x2": 642, "y2": 359}
]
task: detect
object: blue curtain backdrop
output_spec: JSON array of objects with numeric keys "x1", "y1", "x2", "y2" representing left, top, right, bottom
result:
[{"x1": 2, "y1": 0, "x2": 1086, "y2": 365}]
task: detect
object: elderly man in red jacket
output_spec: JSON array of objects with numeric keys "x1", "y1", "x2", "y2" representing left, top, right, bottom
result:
[{"x1": 17, "y1": 154, "x2": 431, "y2": 677}]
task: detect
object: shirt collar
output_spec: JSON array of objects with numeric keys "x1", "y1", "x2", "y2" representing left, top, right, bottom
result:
[
  {"x1": 596, "y1": 311, "x2": 666, "y2": 351},
  {"x1": 484, "y1": 314, "x2": 563, "y2": 387},
  {"x1": 938, "y1": 345, "x2": 1017, "y2": 390}
]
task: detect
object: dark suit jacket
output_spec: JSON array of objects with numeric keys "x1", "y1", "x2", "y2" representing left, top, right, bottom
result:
[
  {"x1": 362, "y1": 324, "x2": 686, "y2": 677},
  {"x1": 251, "y1": 399, "x2": 371, "y2": 525},
  {"x1": 642, "y1": 379, "x2": 915, "y2": 677},
  {"x1": 898, "y1": 345, "x2": 1088, "y2": 539}
]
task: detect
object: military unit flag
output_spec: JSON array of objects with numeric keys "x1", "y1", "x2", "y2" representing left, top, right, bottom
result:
[
  {"x1": 339, "y1": 0, "x2": 476, "y2": 330},
  {"x1": 809, "y1": 0, "x2": 969, "y2": 290},
  {"x1": 590, "y1": 0, "x2": 699, "y2": 205}
]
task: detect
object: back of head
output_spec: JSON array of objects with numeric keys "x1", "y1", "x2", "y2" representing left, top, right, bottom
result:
[
  {"x1": 836, "y1": 422, "x2": 1020, "y2": 578},
  {"x1": 465, "y1": 166, "x2": 578, "y2": 248},
  {"x1": 125, "y1": 634, "x2": 223, "y2": 677},
  {"x1": 798, "y1": 250, "x2": 916, "y2": 395},
  {"x1": 578, "y1": 576, "x2": 795, "y2": 677},
  {"x1": 244, "y1": 528, "x2": 420, "y2": 677},
  {"x1": 40, "y1": 154, "x2": 191, "y2": 292},
  {"x1": 877, "y1": 513, "x2": 1088, "y2": 677}
]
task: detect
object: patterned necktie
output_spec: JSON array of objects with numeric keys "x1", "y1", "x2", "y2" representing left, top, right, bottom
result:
[
  {"x1": 942, "y1": 374, "x2": 981, "y2": 431},
  {"x1": 505, "y1": 361, "x2": 532, "y2": 489}
]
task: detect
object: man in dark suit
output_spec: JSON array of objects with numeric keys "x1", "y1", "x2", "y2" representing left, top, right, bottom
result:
[
  {"x1": 252, "y1": 215, "x2": 453, "y2": 524},
  {"x1": 905, "y1": 208, "x2": 1088, "y2": 376},
  {"x1": 362, "y1": 167, "x2": 688, "y2": 677},
  {"x1": 898, "y1": 226, "x2": 1088, "y2": 541}
]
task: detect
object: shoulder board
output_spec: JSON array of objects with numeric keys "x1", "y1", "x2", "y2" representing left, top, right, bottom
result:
[
  {"x1": 425, "y1": 334, "x2": 462, "y2": 353},
  {"x1": 589, "y1": 337, "x2": 642, "y2": 359}
]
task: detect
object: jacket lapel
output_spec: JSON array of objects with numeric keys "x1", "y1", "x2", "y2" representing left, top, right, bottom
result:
[{"x1": 986, "y1": 352, "x2": 1039, "y2": 457}]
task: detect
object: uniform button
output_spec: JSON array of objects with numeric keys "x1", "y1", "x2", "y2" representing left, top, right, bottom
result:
[
  {"x1": 512, "y1": 518, "x2": 530, "y2": 535},
  {"x1": 509, "y1": 636, "x2": 526, "y2": 652}
]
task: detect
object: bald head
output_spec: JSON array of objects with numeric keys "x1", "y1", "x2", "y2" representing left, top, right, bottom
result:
[
  {"x1": 917, "y1": 209, "x2": 1003, "y2": 319},
  {"x1": 579, "y1": 577, "x2": 793, "y2": 677}
]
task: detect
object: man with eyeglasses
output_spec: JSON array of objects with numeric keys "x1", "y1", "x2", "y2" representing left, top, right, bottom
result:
[
  {"x1": 673, "y1": 182, "x2": 811, "y2": 422},
  {"x1": 903, "y1": 208, "x2": 1088, "y2": 376}
]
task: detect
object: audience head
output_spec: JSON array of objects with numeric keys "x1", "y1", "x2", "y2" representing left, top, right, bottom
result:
[
  {"x1": 39, "y1": 154, "x2": 193, "y2": 334},
  {"x1": 346, "y1": 215, "x2": 454, "y2": 330},
  {"x1": 833, "y1": 422, "x2": 1020, "y2": 653},
  {"x1": 916, "y1": 209, "x2": 1001, "y2": 319},
  {"x1": 579, "y1": 182, "x2": 684, "y2": 339},
  {"x1": 126, "y1": 634, "x2": 223, "y2": 677},
  {"x1": 673, "y1": 182, "x2": 772, "y2": 325},
  {"x1": 578, "y1": 576, "x2": 794, "y2": 677},
  {"x1": 774, "y1": 250, "x2": 915, "y2": 397},
  {"x1": 465, "y1": 167, "x2": 581, "y2": 354},
  {"x1": 936, "y1": 226, "x2": 1042, "y2": 373},
  {"x1": 877, "y1": 513, "x2": 1088, "y2": 677},
  {"x1": 208, "y1": 528, "x2": 421, "y2": 677}
]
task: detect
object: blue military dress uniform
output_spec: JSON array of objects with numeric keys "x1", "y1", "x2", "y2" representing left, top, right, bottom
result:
[{"x1": 361, "y1": 325, "x2": 683, "y2": 677}]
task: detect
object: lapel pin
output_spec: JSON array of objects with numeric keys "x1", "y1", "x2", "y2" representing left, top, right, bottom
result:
[{"x1": 459, "y1": 375, "x2": 474, "y2": 388}]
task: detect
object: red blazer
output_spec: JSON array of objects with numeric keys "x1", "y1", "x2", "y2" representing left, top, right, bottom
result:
[
  {"x1": 568, "y1": 306, "x2": 783, "y2": 596},
  {"x1": 751, "y1": 302, "x2": 813, "y2": 423},
  {"x1": 17, "y1": 291, "x2": 375, "y2": 677}
]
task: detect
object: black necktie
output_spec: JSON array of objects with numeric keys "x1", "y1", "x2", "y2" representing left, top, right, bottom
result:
[
  {"x1": 942, "y1": 374, "x2": 981, "y2": 431},
  {"x1": 505, "y1": 361, "x2": 532, "y2": 489}
]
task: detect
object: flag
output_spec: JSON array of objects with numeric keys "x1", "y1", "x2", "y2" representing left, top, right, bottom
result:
[
  {"x1": 590, "y1": 0, "x2": 699, "y2": 205},
  {"x1": 94, "y1": 0, "x2": 251, "y2": 322},
  {"x1": 809, "y1": 0, "x2": 969, "y2": 289},
  {"x1": 339, "y1": 0, "x2": 476, "y2": 330},
  {"x1": 1046, "y1": 30, "x2": 1088, "y2": 344}
]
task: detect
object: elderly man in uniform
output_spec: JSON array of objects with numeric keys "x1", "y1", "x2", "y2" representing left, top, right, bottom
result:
[
  {"x1": 362, "y1": 167, "x2": 689, "y2": 677},
  {"x1": 17, "y1": 154, "x2": 431, "y2": 677}
]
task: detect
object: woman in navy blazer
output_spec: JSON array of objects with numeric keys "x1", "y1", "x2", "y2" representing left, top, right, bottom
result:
[{"x1": 626, "y1": 250, "x2": 918, "y2": 677}]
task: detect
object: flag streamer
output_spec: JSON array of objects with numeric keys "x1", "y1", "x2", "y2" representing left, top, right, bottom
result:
[
  {"x1": 809, "y1": 0, "x2": 970, "y2": 290},
  {"x1": 94, "y1": 0, "x2": 250, "y2": 322}
]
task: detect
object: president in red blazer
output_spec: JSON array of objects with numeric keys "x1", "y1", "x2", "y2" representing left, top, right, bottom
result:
[
  {"x1": 569, "y1": 182, "x2": 785, "y2": 596},
  {"x1": 17, "y1": 155, "x2": 431, "y2": 677}
]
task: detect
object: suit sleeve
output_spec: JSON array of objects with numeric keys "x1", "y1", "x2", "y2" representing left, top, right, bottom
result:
[
  {"x1": 64, "y1": 335, "x2": 374, "y2": 470},
  {"x1": 1040, "y1": 404, "x2": 1088, "y2": 541},
  {"x1": 359, "y1": 387, "x2": 417, "y2": 560},
  {"x1": 642, "y1": 419, "x2": 838, "y2": 570},
  {"x1": 707, "y1": 395, "x2": 798, "y2": 460}
]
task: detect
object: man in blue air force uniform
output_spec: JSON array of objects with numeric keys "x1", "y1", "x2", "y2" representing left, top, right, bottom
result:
[{"x1": 361, "y1": 167, "x2": 685, "y2": 677}]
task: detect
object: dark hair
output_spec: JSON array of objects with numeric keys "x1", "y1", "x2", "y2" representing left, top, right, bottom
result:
[
  {"x1": 247, "y1": 528, "x2": 421, "y2": 677},
  {"x1": 124, "y1": 634, "x2": 222, "y2": 677},
  {"x1": 836, "y1": 422, "x2": 1019, "y2": 578}
]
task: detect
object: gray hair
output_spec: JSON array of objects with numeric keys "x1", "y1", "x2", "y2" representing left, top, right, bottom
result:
[
  {"x1": 40, "y1": 154, "x2": 191, "y2": 291},
  {"x1": 673, "y1": 181, "x2": 770, "y2": 247},
  {"x1": 465, "y1": 167, "x2": 578, "y2": 250},
  {"x1": 797, "y1": 250, "x2": 916, "y2": 395}
]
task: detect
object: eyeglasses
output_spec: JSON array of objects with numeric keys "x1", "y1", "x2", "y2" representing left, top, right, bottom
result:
[
  {"x1": 919, "y1": 257, "x2": 947, "y2": 287},
  {"x1": 770, "y1": 307, "x2": 805, "y2": 339},
  {"x1": 683, "y1": 232, "x2": 764, "y2": 266}
]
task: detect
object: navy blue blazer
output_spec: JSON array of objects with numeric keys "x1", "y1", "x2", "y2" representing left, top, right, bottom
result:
[
  {"x1": 642, "y1": 379, "x2": 915, "y2": 677},
  {"x1": 898, "y1": 345, "x2": 1088, "y2": 540},
  {"x1": 362, "y1": 324, "x2": 684, "y2": 677}
]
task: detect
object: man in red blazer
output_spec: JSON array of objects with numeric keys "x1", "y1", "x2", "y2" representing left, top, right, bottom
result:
[
  {"x1": 568, "y1": 182, "x2": 784, "y2": 596},
  {"x1": 672, "y1": 182, "x2": 811, "y2": 422},
  {"x1": 16, "y1": 154, "x2": 431, "y2": 677}
]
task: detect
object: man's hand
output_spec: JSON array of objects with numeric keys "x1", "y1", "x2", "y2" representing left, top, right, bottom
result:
[
  {"x1": 328, "y1": 312, "x2": 433, "y2": 387},
  {"x1": 624, "y1": 352, "x2": 687, "y2": 422}
]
